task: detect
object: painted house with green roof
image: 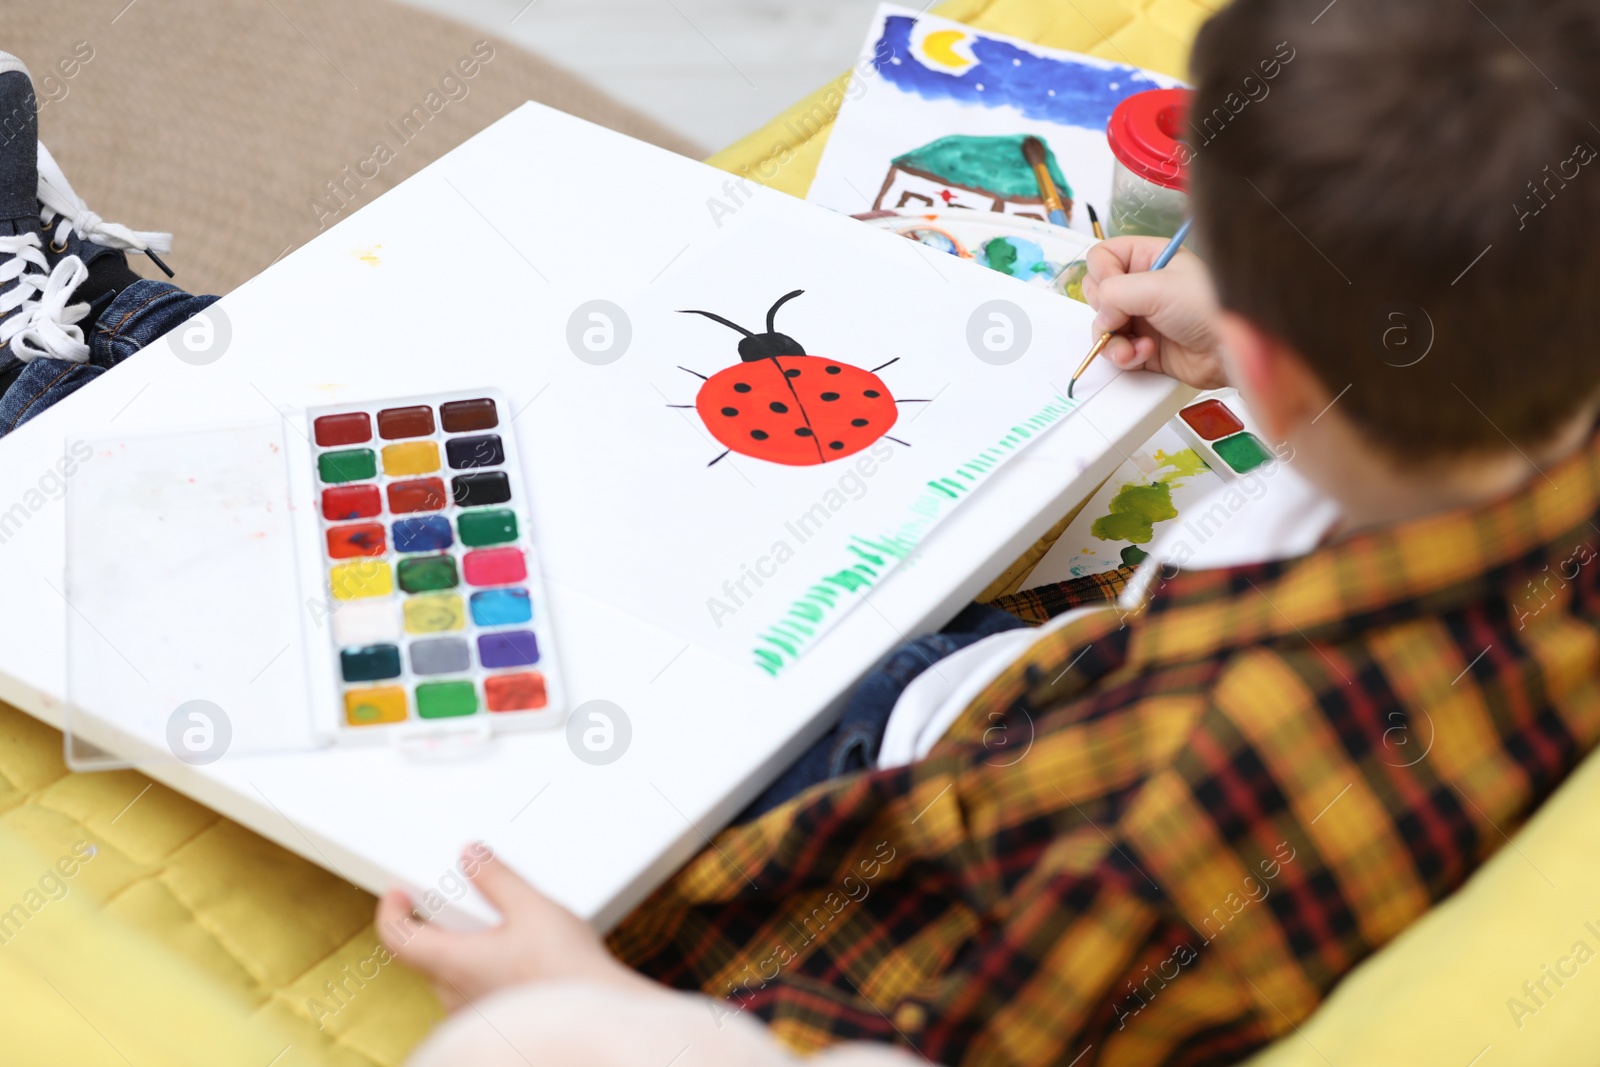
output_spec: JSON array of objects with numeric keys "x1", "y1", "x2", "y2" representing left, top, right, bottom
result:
[{"x1": 872, "y1": 134, "x2": 1074, "y2": 221}]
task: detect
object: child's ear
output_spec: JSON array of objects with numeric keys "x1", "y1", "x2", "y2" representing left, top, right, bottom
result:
[{"x1": 1216, "y1": 310, "x2": 1328, "y2": 444}]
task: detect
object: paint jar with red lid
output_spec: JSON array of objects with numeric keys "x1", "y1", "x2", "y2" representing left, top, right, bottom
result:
[{"x1": 1106, "y1": 88, "x2": 1192, "y2": 238}]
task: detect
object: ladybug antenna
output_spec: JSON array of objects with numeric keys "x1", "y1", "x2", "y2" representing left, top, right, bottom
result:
[
  {"x1": 677, "y1": 309, "x2": 753, "y2": 337},
  {"x1": 766, "y1": 290, "x2": 804, "y2": 333},
  {"x1": 682, "y1": 292, "x2": 807, "y2": 363}
]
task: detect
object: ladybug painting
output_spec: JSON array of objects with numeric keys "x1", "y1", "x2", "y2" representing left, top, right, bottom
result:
[{"x1": 671, "y1": 290, "x2": 917, "y2": 467}]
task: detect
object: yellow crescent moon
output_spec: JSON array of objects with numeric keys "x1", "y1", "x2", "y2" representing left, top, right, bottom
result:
[{"x1": 921, "y1": 29, "x2": 976, "y2": 72}]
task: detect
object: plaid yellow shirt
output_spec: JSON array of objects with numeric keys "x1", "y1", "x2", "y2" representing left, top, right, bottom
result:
[{"x1": 611, "y1": 433, "x2": 1600, "y2": 1066}]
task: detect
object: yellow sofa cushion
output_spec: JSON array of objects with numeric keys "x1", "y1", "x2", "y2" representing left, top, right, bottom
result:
[{"x1": 0, "y1": 707, "x2": 442, "y2": 1066}]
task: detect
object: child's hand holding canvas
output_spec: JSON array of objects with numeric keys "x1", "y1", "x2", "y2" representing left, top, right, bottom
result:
[{"x1": 376, "y1": 845, "x2": 652, "y2": 1012}]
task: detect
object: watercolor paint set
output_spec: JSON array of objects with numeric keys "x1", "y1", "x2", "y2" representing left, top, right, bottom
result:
[
  {"x1": 61, "y1": 389, "x2": 563, "y2": 768},
  {"x1": 1170, "y1": 390, "x2": 1280, "y2": 480},
  {"x1": 306, "y1": 389, "x2": 564, "y2": 739}
]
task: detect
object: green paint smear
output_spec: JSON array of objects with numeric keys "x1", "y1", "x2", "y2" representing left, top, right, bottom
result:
[
  {"x1": 985, "y1": 237, "x2": 1018, "y2": 276},
  {"x1": 1091, "y1": 482, "x2": 1177, "y2": 544},
  {"x1": 1088, "y1": 447, "x2": 1210, "y2": 545}
]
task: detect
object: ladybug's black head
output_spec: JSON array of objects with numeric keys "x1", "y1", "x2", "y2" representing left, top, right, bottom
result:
[
  {"x1": 679, "y1": 290, "x2": 807, "y2": 363},
  {"x1": 736, "y1": 330, "x2": 805, "y2": 362}
]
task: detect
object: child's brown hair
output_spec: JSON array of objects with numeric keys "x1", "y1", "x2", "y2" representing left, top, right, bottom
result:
[{"x1": 1190, "y1": 0, "x2": 1600, "y2": 458}]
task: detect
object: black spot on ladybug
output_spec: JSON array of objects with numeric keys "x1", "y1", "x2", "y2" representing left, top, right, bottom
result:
[
  {"x1": 721, "y1": 407, "x2": 739, "y2": 417},
  {"x1": 851, "y1": 418, "x2": 868, "y2": 427},
  {"x1": 825, "y1": 365, "x2": 841, "y2": 374},
  {"x1": 785, "y1": 369, "x2": 801, "y2": 378},
  {"x1": 864, "y1": 390, "x2": 881, "y2": 398},
  {"x1": 769, "y1": 401, "x2": 788, "y2": 413},
  {"x1": 795, "y1": 427, "x2": 813, "y2": 437},
  {"x1": 820, "y1": 392, "x2": 840, "y2": 401},
  {"x1": 828, "y1": 441, "x2": 844, "y2": 450},
  {"x1": 733, "y1": 382, "x2": 752, "y2": 393},
  {"x1": 751, "y1": 429, "x2": 769, "y2": 440}
]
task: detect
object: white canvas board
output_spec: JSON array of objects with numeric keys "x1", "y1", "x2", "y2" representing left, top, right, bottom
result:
[
  {"x1": 810, "y1": 4, "x2": 1183, "y2": 234},
  {"x1": 0, "y1": 101, "x2": 1187, "y2": 924}
]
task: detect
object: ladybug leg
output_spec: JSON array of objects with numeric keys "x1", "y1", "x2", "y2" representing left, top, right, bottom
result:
[
  {"x1": 678, "y1": 365, "x2": 709, "y2": 380},
  {"x1": 884, "y1": 436, "x2": 911, "y2": 447},
  {"x1": 707, "y1": 449, "x2": 731, "y2": 467},
  {"x1": 869, "y1": 358, "x2": 900, "y2": 373}
]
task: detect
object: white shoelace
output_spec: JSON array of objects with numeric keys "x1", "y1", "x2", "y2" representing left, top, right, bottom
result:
[
  {"x1": 36, "y1": 142, "x2": 173, "y2": 258},
  {"x1": 0, "y1": 232, "x2": 89, "y2": 364}
]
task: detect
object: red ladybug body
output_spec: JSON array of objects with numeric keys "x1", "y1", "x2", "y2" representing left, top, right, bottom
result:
[
  {"x1": 678, "y1": 291, "x2": 902, "y2": 467},
  {"x1": 695, "y1": 355, "x2": 897, "y2": 466}
]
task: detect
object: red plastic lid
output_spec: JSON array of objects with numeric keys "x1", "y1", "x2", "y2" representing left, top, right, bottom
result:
[{"x1": 1107, "y1": 88, "x2": 1192, "y2": 191}]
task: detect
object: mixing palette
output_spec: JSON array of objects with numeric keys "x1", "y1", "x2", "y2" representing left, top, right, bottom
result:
[{"x1": 306, "y1": 390, "x2": 563, "y2": 736}]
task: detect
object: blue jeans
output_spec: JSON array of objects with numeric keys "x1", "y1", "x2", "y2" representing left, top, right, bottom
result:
[
  {"x1": 740, "y1": 602, "x2": 1027, "y2": 821},
  {"x1": 0, "y1": 280, "x2": 217, "y2": 437}
]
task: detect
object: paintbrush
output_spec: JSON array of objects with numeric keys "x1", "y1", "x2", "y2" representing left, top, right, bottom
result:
[
  {"x1": 1086, "y1": 203, "x2": 1106, "y2": 240},
  {"x1": 1068, "y1": 217, "x2": 1193, "y2": 399},
  {"x1": 1021, "y1": 136, "x2": 1069, "y2": 227}
]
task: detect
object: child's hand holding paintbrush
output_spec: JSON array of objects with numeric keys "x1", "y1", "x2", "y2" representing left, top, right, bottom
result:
[{"x1": 1078, "y1": 233, "x2": 1230, "y2": 393}]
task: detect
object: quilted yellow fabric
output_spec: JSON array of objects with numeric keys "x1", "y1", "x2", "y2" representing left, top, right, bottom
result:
[
  {"x1": 5, "y1": 2, "x2": 1588, "y2": 1065},
  {"x1": 0, "y1": 710, "x2": 442, "y2": 1065}
]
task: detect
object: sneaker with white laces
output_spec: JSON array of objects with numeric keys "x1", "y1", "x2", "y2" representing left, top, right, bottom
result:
[
  {"x1": 0, "y1": 51, "x2": 89, "y2": 376},
  {"x1": 37, "y1": 140, "x2": 173, "y2": 279}
]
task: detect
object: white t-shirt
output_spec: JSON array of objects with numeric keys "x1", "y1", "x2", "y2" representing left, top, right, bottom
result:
[{"x1": 877, "y1": 463, "x2": 1341, "y2": 769}]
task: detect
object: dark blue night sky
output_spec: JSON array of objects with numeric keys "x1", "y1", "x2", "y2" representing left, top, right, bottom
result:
[{"x1": 872, "y1": 15, "x2": 1160, "y2": 130}]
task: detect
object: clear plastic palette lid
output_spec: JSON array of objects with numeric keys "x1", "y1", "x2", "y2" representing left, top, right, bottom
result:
[{"x1": 63, "y1": 421, "x2": 326, "y2": 770}]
